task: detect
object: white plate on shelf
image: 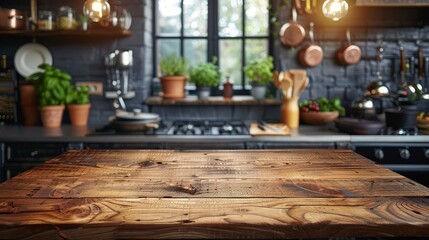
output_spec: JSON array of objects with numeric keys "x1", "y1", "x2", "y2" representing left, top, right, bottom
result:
[{"x1": 14, "y1": 43, "x2": 53, "y2": 77}]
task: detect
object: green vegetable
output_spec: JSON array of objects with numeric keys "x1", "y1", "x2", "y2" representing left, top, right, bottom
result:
[{"x1": 299, "y1": 97, "x2": 346, "y2": 117}]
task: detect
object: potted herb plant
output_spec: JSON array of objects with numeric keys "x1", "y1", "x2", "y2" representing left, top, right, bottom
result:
[
  {"x1": 159, "y1": 54, "x2": 188, "y2": 99},
  {"x1": 26, "y1": 63, "x2": 72, "y2": 128},
  {"x1": 65, "y1": 85, "x2": 91, "y2": 126},
  {"x1": 189, "y1": 58, "x2": 221, "y2": 99},
  {"x1": 243, "y1": 56, "x2": 274, "y2": 100}
]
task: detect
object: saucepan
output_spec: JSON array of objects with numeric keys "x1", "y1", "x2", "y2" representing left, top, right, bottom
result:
[
  {"x1": 298, "y1": 22, "x2": 323, "y2": 67},
  {"x1": 336, "y1": 29, "x2": 361, "y2": 65},
  {"x1": 110, "y1": 109, "x2": 161, "y2": 132},
  {"x1": 0, "y1": 8, "x2": 27, "y2": 30},
  {"x1": 279, "y1": 6, "x2": 306, "y2": 48}
]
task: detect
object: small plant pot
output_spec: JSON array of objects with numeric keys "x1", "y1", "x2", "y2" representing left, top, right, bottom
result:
[
  {"x1": 40, "y1": 105, "x2": 65, "y2": 128},
  {"x1": 67, "y1": 104, "x2": 91, "y2": 126},
  {"x1": 251, "y1": 85, "x2": 266, "y2": 100},
  {"x1": 160, "y1": 76, "x2": 187, "y2": 99},
  {"x1": 196, "y1": 86, "x2": 211, "y2": 99}
]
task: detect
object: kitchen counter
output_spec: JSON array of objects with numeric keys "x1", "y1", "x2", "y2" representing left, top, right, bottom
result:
[
  {"x1": 0, "y1": 149, "x2": 428, "y2": 239},
  {"x1": 0, "y1": 124, "x2": 428, "y2": 144}
]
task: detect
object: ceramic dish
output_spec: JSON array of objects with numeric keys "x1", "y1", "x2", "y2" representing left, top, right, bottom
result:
[{"x1": 14, "y1": 43, "x2": 53, "y2": 77}]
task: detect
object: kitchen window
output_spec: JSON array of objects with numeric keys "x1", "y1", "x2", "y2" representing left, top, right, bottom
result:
[{"x1": 153, "y1": 0, "x2": 273, "y2": 93}]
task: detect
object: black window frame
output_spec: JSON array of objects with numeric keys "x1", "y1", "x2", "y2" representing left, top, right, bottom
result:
[{"x1": 152, "y1": 0, "x2": 275, "y2": 95}]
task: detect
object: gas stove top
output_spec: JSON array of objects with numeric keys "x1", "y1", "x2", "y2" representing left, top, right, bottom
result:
[{"x1": 90, "y1": 120, "x2": 250, "y2": 136}]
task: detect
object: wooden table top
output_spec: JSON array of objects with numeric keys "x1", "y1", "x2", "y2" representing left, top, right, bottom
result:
[{"x1": 0, "y1": 149, "x2": 428, "y2": 239}]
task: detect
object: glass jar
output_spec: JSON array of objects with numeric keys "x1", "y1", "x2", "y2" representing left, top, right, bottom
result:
[
  {"x1": 57, "y1": 6, "x2": 77, "y2": 30},
  {"x1": 38, "y1": 11, "x2": 55, "y2": 30}
]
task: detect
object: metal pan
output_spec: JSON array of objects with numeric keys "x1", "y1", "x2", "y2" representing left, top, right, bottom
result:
[
  {"x1": 279, "y1": 6, "x2": 306, "y2": 48},
  {"x1": 110, "y1": 117, "x2": 160, "y2": 132},
  {"x1": 0, "y1": 9, "x2": 27, "y2": 30},
  {"x1": 334, "y1": 118, "x2": 384, "y2": 135},
  {"x1": 337, "y1": 29, "x2": 361, "y2": 65},
  {"x1": 298, "y1": 22, "x2": 323, "y2": 67}
]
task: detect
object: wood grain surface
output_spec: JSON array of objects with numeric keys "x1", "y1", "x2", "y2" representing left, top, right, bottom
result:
[{"x1": 0, "y1": 149, "x2": 428, "y2": 239}]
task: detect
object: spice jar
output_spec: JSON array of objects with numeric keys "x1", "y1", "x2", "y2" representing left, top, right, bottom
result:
[
  {"x1": 58, "y1": 6, "x2": 77, "y2": 30},
  {"x1": 223, "y1": 76, "x2": 233, "y2": 99},
  {"x1": 38, "y1": 11, "x2": 55, "y2": 30}
]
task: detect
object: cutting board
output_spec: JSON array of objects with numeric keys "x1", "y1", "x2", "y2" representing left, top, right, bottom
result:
[{"x1": 249, "y1": 122, "x2": 290, "y2": 136}]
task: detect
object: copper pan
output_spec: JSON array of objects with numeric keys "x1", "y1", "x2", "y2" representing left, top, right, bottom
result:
[
  {"x1": 337, "y1": 29, "x2": 362, "y2": 65},
  {"x1": 298, "y1": 22, "x2": 323, "y2": 67},
  {"x1": 279, "y1": 6, "x2": 306, "y2": 48},
  {"x1": 0, "y1": 9, "x2": 27, "y2": 30}
]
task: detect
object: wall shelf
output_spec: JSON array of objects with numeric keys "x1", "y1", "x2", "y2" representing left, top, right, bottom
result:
[{"x1": 0, "y1": 29, "x2": 132, "y2": 38}]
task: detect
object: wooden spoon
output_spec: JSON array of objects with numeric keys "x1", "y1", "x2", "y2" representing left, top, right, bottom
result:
[{"x1": 290, "y1": 69, "x2": 307, "y2": 97}]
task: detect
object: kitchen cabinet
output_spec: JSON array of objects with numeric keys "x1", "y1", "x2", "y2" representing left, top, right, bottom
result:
[{"x1": 1, "y1": 142, "x2": 82, "y2": 181}]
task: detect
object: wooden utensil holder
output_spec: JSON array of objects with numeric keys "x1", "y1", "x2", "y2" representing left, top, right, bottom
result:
[{"x1": 281, "y1": 97, "x2": 299, "y2": 129}]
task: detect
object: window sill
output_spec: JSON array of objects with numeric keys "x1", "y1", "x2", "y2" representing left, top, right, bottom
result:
[{"x1": 145, "y1": 96, "x2": 281, "y2": 106}]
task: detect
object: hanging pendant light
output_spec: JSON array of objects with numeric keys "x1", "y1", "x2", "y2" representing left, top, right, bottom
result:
[
  {"x1": 322, "y1": 0, "x2": 349, "y2": 21},
  {"x1": 83, "y1": 0, "x2": 111, "y2": 22}
]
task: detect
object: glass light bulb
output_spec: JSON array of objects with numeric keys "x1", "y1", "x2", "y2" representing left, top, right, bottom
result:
[
  {"x1": 83, "y1": 0, "x2": 111, "y2": 22},
  {"x1": 322, "y1": 0, "x2": 349, "y2": 21}
]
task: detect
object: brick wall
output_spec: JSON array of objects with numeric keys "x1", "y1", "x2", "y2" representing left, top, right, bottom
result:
[{"x1": 1, "y1": 1, "x2": 427, "y2": 124}]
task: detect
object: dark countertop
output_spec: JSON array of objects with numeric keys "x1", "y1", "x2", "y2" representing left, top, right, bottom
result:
[{"x1": 0, "y1": 124, "x2": 428, "y2": 144}]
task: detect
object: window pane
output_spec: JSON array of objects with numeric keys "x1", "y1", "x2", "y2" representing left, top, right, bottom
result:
[
  {"x1": 184, "y1": 0, "x2": 208, "y2": 36},
  {"x1": 219, "y1": 0, "x2": 243, "y2": 37},
  {"x1": 157, "y1": 0, "x2": 181, "y2": 35},
  {"x1": 245, "y1": 39, "x2": 269, "y2": 85},
  {"x1": 157, "y1": 39, "x2": 180, "y2": 75},
  {"x1": 220, "y1": 39, "x2": 242, "y2": 86},
  {"x1": 245, "y1": 0, "x2": 269, "y2": 36},
  {"x1": 184, "y1": 39, "x2": 207, "y2": 67}
]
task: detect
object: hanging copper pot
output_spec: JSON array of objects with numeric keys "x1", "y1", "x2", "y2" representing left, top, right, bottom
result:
[
  {"x1": 0, "y1": 9, "x2": 27, "y2": 30},
  {"x1": 279, "y1": 6, "x2": 306, "y2": 48},
  {"x1": 337, "y1": 28, "x2": 362, "y2": 65},
  {"x1": 298, "y1": 22, "x2": 323, "y2": 67}
]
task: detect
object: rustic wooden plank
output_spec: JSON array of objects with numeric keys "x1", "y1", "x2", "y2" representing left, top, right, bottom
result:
[
  {"x1": 1, "y1": 177, "x2": 428, "y2": 199},
  {"x1": 0, "y1": 149, "x2": 428, "y2": 239},
  {"x1": 7, "y1": 149, "x2": 403, "y2": 181},
  {"x1": 0, "y1": 197, "x2": 428, "y2": 239}
]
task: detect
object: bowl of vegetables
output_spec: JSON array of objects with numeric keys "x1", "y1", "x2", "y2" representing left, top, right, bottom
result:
[{"x1": 299, "y1": 97, "x2": 345, "y2": 125}]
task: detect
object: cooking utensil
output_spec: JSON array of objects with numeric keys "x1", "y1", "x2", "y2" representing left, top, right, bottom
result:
[
  {"x1": 279, "y1": 6, "x2": 306, "y2": 48},
  {"x1": 294, "y1": 0, "x2": 304, "y2": 15},
  {"x1": 305, "y1": 0, "x2": 312, "y2": 14},
  {"x1": 290, "y1": 69, "x2": 307, "y2": 97},
  {"x1": 385, "y1": 108, "x2": 418, "y2": 130},
  {"x1": 115, "y1": 109, "x2": 160, "y2": 121},
  {"x1": 298, "y1": 22, "x2": 323, "y2": 67},
  {"x1": 334, "y1": 117, "x2": 384, "y2": 135},
  {"x1": 350, "y1": 96, "x2": 377, "y2": 119},
  {"x1": 0, "y1": 9, "x2": 27, "y2": 30},
  {"x1": 366, "y1": 44, "x2": 389, "y2": 97},
  {"x1": 337, "y1": 28, "x2": 361, "y2": 65}
]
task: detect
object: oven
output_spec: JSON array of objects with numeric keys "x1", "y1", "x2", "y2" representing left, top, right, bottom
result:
[{"x1": 352, "y1": 142, "x2": 429, "y2": 187}]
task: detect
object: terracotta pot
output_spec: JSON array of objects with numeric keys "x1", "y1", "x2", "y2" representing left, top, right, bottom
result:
[
  {"x1": 159, "y1": 76, "x2": 187, "y2": 99},
  {"x1": 67, "y1": 104, "x2": 91, "y2": 126},
  {"x1": 19, "y1": 83, "x2": 41, "y2": 126},
  {"x1": 40, "y1": 105, "x2": 65, "y2": 128}
]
